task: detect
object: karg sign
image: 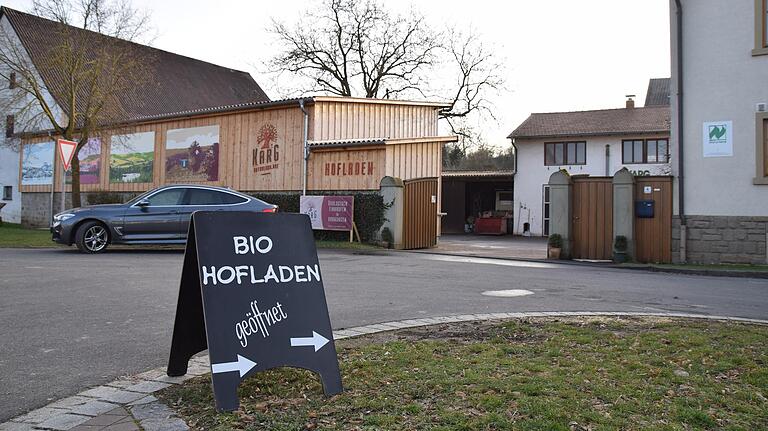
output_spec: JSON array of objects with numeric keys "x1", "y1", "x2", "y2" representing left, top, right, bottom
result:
[
  {"x1": 166, "y1": 211, "x2": 343, "y2": 411},
  {"x1": 299, "y1": 195, "x2": 354, "y2": 232}
]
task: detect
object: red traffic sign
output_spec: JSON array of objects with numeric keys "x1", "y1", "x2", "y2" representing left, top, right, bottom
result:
[{"x1": 57, "y1": 139, "x2": 77, "y2": 171}]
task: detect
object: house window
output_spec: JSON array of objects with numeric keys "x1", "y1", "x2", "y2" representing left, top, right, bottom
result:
[
  {"x1": 2, "y1": 186, "x2": 11, "y2": 200},
  {"x1": 757, "y1": 114, "x2": 768, "y2": 184},
  {"x1": 544, "y1": 141, "x2": 586, "y2": 166},
  {"x1": 754, "y1": 0, "x2": 768, "y2": 55},
  {"x1": 622, "y1": 139, "x2": 669, "y2": 164},
  {"x1": 5, "y1": 115, "x2": 14, "y2": 138},
  {"x1": 764, "y1": 119, "x2": 768, "y2": 177},
  {"x1": 8, "y1": 72, "x2": 16, "y2": 89}
]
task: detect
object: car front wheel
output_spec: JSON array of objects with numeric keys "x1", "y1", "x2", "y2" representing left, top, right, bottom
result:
[{"x1": 75, "y1": 221, "x2": 110, "y2": 254}]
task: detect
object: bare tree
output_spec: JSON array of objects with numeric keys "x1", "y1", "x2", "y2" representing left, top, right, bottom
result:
[
  {"x1": 267, "y1": 0, "x2": 504, "y2": 133},
  {"x1": 439, "y1": 29, "x2": 505, "y2": 138},
  {"x1": 0, "y1": 0, "x2": 153, "y2": 207},
  {"x1": 269, "y1": 0, "x2": 440, "y2": 98}
]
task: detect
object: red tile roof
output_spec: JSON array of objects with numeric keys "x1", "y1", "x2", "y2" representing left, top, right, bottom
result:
[
  {"x1": 1, "y1": 7, "x2": 269, "y2": 124},
  {"x1": 508, "y1": 106, "x2": 670, "y2": 140}
]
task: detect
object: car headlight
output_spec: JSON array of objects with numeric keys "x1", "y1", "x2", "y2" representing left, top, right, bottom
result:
[{"x1": 53, "y1": 213, "x2": 76, "y2": 222}]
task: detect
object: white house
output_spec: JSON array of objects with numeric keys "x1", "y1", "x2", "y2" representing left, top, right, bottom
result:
[
  {"x1": 508, "y1": 86, "x2": 671, "y2": 237},
  {"x1": 0, "y1": 11, "x2": 62, "y2": 224},
  {"x1": 670, "y1": 0, "x2": 768, "y2": 264}
]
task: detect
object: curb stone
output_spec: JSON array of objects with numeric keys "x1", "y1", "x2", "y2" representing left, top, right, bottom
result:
[
  {"x1": 3, "y1": 311, "x2": 768, "y2": 430},
  {"x1": 399, "y1": 248, "x2": 768, "y2": 279}
]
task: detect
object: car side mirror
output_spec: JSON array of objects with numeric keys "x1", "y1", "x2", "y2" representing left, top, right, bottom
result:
[{"x1": 136, "y1": 199, "x2": 150, "y2": 207}]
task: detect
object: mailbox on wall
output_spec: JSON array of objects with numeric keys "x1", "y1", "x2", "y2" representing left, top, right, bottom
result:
[{"x1": 635, "y1": 200, "x2": 655, "y2": 218}]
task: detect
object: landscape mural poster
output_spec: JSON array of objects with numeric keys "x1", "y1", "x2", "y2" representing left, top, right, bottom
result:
[
  {"x1": 66, "y1": 138, "x2": 101, "y2": 185},
  {"x1": 165, "y1": 125, "x2": 219, "y2": 182},
  {"x1": 21, "y1": 141, "x2": 54, "y2": 185},
  {"x1": 110, "y1": 132, "x2": 155, "y2": 183}
]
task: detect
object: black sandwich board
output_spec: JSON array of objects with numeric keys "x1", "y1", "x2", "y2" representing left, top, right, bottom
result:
[{"x1": 167, "y1": 211, "x2": 343, "y2": 411}]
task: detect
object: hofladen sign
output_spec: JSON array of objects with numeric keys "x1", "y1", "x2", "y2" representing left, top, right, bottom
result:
[
  {"x1": 299, "y1": 195, "x2": 354, "y2": 231},
  {"x1": 166, "y1": 211, "x2": 343, "y2": 411}
]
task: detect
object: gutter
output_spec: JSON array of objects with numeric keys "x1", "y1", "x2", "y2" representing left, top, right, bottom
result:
[
  {"x1": 675, "y1": 0, "x2": 685, "y2": 226},
  {"x1": 675, "y1": 0, "x2": 686, "y2": 263}
]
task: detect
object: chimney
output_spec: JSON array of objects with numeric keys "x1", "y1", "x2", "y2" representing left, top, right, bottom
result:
[{"x1": 625, "y1": 94, "x2": 636, "y2": 109}]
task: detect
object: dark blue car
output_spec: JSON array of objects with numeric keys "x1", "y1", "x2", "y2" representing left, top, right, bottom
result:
[{"x1": 51, "y1": 185, "x2": 277, "y2": 253}]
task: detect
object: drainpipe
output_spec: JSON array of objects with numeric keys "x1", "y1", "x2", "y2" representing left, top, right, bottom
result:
[
  {"x1": 674, "y1": 0, "x2": 686, "y2": 262},
  {"x1": 299, "y1": 99, "x2": 309, "y2": 196}
]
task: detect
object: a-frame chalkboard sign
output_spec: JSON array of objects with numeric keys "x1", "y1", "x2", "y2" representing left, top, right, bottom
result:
[{"x1": 167, "y1": 211, "x2": 343, "y2": 411}]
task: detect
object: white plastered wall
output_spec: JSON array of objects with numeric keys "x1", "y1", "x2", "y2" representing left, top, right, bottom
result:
[
  {"x1": 670, "y1": 0, "x2": 768, "y2": 217},
  {"x1": 0, "y1": 15, "x2": 63, "y2": 223}
]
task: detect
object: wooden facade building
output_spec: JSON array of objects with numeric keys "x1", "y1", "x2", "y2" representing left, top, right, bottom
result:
[{"x1": 18, "y1": 97, "x2": 456, "y2": 229}]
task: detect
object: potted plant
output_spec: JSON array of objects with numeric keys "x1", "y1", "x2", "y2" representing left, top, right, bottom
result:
[
  {"x1": 613, "y1": 235, "x2": 629, "y2": 263},
  {"x1": 380, "y1": 227, "x2": 394, "y2": 249},
  {"x1": 547, "y1": 233, "x2": 563, "y2": 259}
]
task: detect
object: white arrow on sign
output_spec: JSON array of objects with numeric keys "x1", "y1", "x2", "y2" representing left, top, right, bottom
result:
[
  {"x1": 290, "y1": 331, "x2": 330, "y2": 352},
  {"x1": 211, "y1": 354, "x2": 257, "y2": 377}
]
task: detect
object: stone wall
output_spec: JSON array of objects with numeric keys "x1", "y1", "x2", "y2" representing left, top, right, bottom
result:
[
  {"x1": 22, "y1": 192, "x2": 139, "y2": 227},
  {"x1": 673, "y1": 215, "x2": 768, "y2": 264}
]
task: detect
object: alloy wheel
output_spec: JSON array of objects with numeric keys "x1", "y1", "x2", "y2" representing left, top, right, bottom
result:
[{"x1": 84, "y1": 225, "x2": 108, "y2": 252}]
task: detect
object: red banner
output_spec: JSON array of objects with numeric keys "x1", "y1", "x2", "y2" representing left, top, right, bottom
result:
[{"x1": 299, "y1": 196, "x2": 354, "y2": 231}]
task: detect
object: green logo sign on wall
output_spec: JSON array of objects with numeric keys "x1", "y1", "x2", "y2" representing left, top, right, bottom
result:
[
  {"x1": 702, "y1": 121, "x2": 733, "y2": 157},
  {"x1": 708, "y1": 125, "x2": 727, "y2": 141}
]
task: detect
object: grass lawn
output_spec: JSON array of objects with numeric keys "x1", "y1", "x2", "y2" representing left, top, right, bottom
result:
[
  {"x1": 0, "y1": 223, "x2": 378, "y2": 250},
  {"x1": 0, "y1": 223, "x2": 57, "y2": 247},
  {"x1": 157, "y1": 317, "x2": 768, "y2": 431}
]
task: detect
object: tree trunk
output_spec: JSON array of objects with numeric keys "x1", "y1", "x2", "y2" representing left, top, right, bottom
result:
[{"x1": 71, "y1": 156, "x2": 81, "y2": 208}]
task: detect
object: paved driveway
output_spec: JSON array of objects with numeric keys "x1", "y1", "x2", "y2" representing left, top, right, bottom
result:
[{"x1": 1, "y1": 247, "x2": 767, "y2": 421}]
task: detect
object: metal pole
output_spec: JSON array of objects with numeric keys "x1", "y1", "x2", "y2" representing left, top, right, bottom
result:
[
  {"x1": 298, "y1": 99, "x2": 310, "y2": 196},
  {"x1": 60, "y1": 161, "x2": 66, "y2": 212},
  {"x1": 48, "y1": 135, "x2": 55, "y2": 223}
]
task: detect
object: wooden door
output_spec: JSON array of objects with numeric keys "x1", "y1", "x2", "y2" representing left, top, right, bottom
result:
[
  {"x1": 571, "y1": 177, "x2": 613, "y2": 260},
  {"x1": 634, "y1": 177, "x2": 672, "y2": 263},
  {"x1": 403, "y1": 178, "x2": 438, "y2": 249}
]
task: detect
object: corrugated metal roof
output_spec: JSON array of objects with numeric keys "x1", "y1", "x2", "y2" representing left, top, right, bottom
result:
[
  {"x1": 2, "y1": 7, "x2": 269, "y2": 124},
  {"x1": 128, "y1": 98, "x2": 313, "y2": 123},
  {"x1": 442, "y1": 169, "x2": 515, "y2": 178},
  {"x1": 644, "y1": 78, "x2": 671, "y2": 107},
  {"x1": 508, "y1": 106, "x2": 670, "y2": 139},
  {"x1": 309, "y1": 138, "x2": 386, "y2": 149}
]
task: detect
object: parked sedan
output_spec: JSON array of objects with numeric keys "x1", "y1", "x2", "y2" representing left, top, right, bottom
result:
[{"x1": 51, "y1": 185, "x2": 277, "y2": 253}]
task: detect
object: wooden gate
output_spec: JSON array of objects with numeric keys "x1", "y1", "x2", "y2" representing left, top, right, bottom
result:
[
  {"x1": 403, "y1": 178, "x2": 439, "y2": 249},
  {"x1": 572, "y1": 177, "x2": 613, "y2": 260},
  {"x1": 634, "y1": 176, "x2": 672, "y2": 263}
]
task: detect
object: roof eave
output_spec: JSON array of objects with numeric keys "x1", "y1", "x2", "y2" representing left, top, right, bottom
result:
[{"x1": 510, "y1": 129, "x2": 671, "y2": 140}]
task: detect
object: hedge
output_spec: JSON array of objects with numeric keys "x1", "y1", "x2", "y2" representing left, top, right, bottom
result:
[{"x1": 248, "y1": 191, "x2": 388, "y2": 243}]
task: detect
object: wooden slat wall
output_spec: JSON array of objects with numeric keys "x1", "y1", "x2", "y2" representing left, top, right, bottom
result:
[
  {"x1": 307, "y1": 148, "x2": 386, "y2": 191},
  {"x1": 634, "y1": 177, "x2": 672, "y2": 263},
  {"x1": 313, "y1": 101, "x2": 438, "y2": 141},
  {"x1": 19, "y1": 107, "x2": 306, "y2": 194},
  {"x1": 572, "y1": 177, "x2": 613, "y2": 260},
  {"x1": 385, "y1": 141, "x2": 442, "y2": 181},
  {"x1": 19, "y1": 100, "x2": 447, "y2": 195}
]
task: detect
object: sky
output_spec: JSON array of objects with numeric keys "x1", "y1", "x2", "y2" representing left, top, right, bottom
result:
[{"x1": 2, "y1": 0, "x2": 671, "y2": 148}]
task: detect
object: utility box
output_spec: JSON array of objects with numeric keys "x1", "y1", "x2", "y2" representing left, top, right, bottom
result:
[{"x1": 635, "y1": 200, "x2": 654, "y2": 218}]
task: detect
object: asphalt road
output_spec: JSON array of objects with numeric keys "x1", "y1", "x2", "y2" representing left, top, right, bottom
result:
[{"x1": 1, "y1": 247, "x2": 767, "y2": 421}]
